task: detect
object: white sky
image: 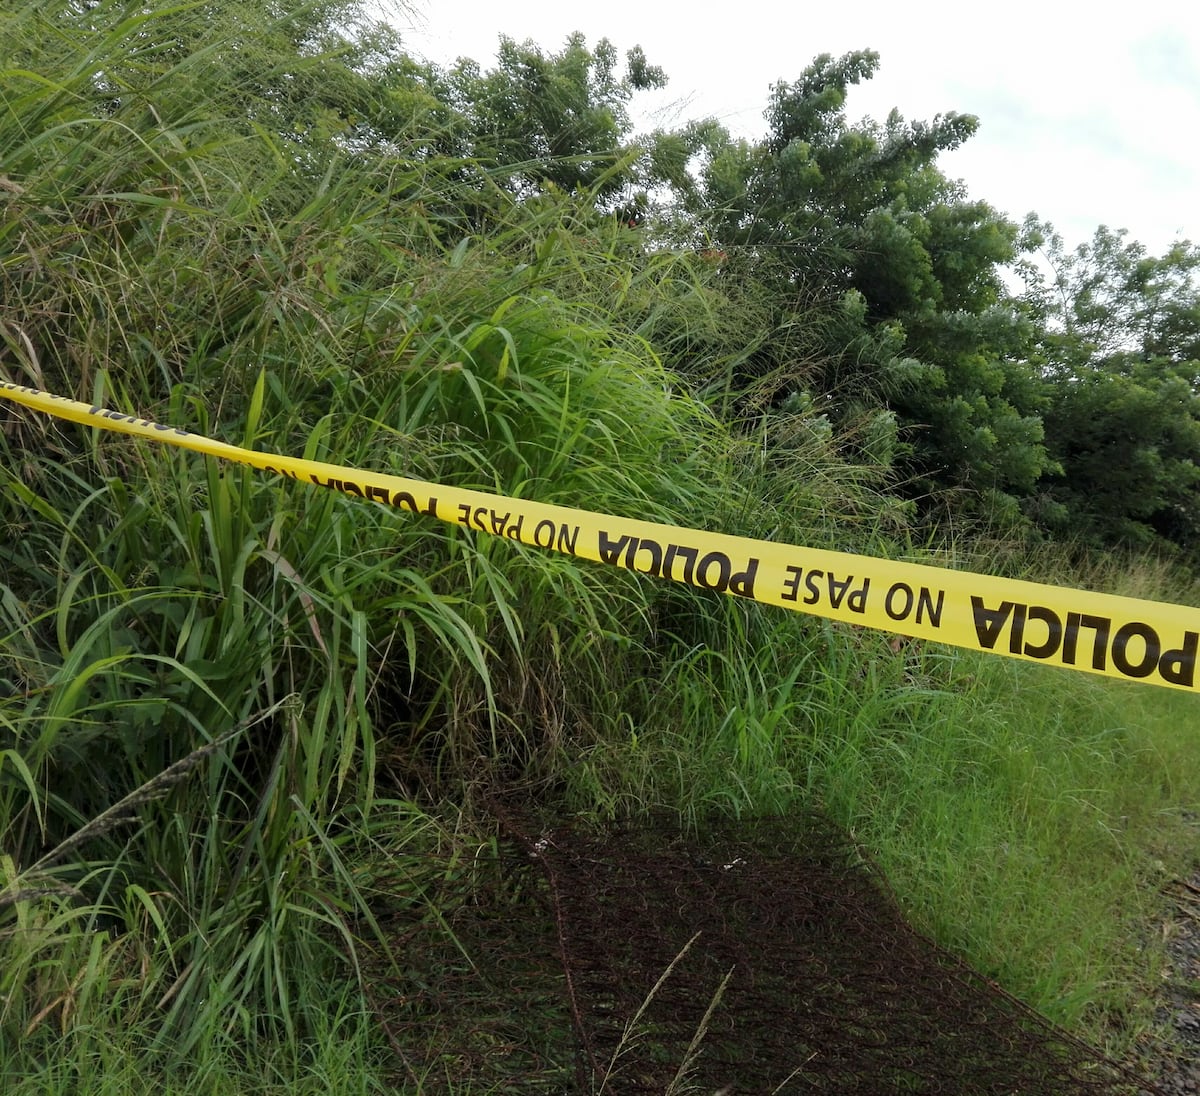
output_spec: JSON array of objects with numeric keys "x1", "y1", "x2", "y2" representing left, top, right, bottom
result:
[{"x1": 388, "y1": 0, "x2": 1200, "y2": 256}]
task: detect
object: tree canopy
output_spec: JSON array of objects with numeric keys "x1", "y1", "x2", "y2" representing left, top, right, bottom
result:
[
  {"x1": 664, "y1": 51, "x2": 1052, "y2": 522},
  {"x1": 1018, "y1": 222, "x2": 1200, "y2": 549}
]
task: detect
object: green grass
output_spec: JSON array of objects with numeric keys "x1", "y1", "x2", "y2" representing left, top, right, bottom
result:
[
  {"x1": 2, "y1": 0, "x2": 1199, "y2": 1088},
  {"x1": 1, "y1": 998, "x2": 390, "y2": 1095},
  {"x1": 566, "y1": 591, "x2": 1200, "y2": 1053}
]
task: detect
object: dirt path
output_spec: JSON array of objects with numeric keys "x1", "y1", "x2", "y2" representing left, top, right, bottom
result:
[
  {"x1": 1143, "y1": 868, "x2": 1200, "y2": 1094},
  {"x1": 369, "y1": 809, "x2": 1165, "y2": 1093}
]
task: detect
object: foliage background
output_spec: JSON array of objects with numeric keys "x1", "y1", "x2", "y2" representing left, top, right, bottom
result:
[{"x1": 1, "y1": 1, "x2": 1198, "y2": 1089}]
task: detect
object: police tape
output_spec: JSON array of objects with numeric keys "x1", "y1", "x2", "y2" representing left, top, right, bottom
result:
[{"x1": 4, "y1": 379, "x2": 1200, "y2": 693}]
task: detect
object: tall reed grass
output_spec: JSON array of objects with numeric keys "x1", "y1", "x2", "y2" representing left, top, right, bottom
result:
[{"x1": 2, "y1": 0, "x2": 1197, "y2": 1087}]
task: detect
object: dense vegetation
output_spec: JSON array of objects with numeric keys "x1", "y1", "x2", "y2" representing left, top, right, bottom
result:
[{"x1": 1, "y1": 1, "x2": 1198, "y2": 1090}]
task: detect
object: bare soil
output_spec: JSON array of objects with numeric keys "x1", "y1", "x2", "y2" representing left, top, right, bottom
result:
[{"x1": 1140, "y1": 868, "x2": 1200, "y2": 1095}]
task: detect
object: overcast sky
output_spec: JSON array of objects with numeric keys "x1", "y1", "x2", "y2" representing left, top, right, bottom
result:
[{"x1": 390, "y1": 0, "x2": 1199, "y2": 256}]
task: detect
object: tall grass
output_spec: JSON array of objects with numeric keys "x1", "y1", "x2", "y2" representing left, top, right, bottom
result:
[
  {"x1": 2, "y1": 0, "x2": 1198, "y2": 1088},
  {"x1": 0, "y1": 0, "x2": 747, "y2": 1082},
  {"x1": 567, "y1": 570, "x2": 1200, "y2": 1050}
]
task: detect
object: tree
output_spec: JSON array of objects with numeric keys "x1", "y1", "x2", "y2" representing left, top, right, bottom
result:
[
  {"x1": 675, "y1": 51, "x2": 1051, "y2": 516},
  {"x1": 1020, "y1": 222, "x2": 1200, "y2": 552},
  {"x1": 1019, "y1": 220, "x2": 1200, "y2": 373},
  {"x1": 410, "y1": 33, "x2": 666, "y2": 208}
]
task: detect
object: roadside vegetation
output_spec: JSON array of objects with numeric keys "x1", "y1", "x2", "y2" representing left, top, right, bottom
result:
[{"x1": 2, "y1": 0, "x2": 1198, "y2": 1089}]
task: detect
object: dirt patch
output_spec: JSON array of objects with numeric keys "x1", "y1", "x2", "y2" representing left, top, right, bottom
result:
[
  {"x1": 364, "y1": 808, "x2": 1163, "y2": 1093},
  {"x1": 1139, "y1": 871, "x2": 1200, "y2": 1095}
]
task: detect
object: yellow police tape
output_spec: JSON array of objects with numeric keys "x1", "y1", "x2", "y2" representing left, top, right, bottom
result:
[{"x1": 4, "y1": 379, "x2": 1200, "y2": 692}]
